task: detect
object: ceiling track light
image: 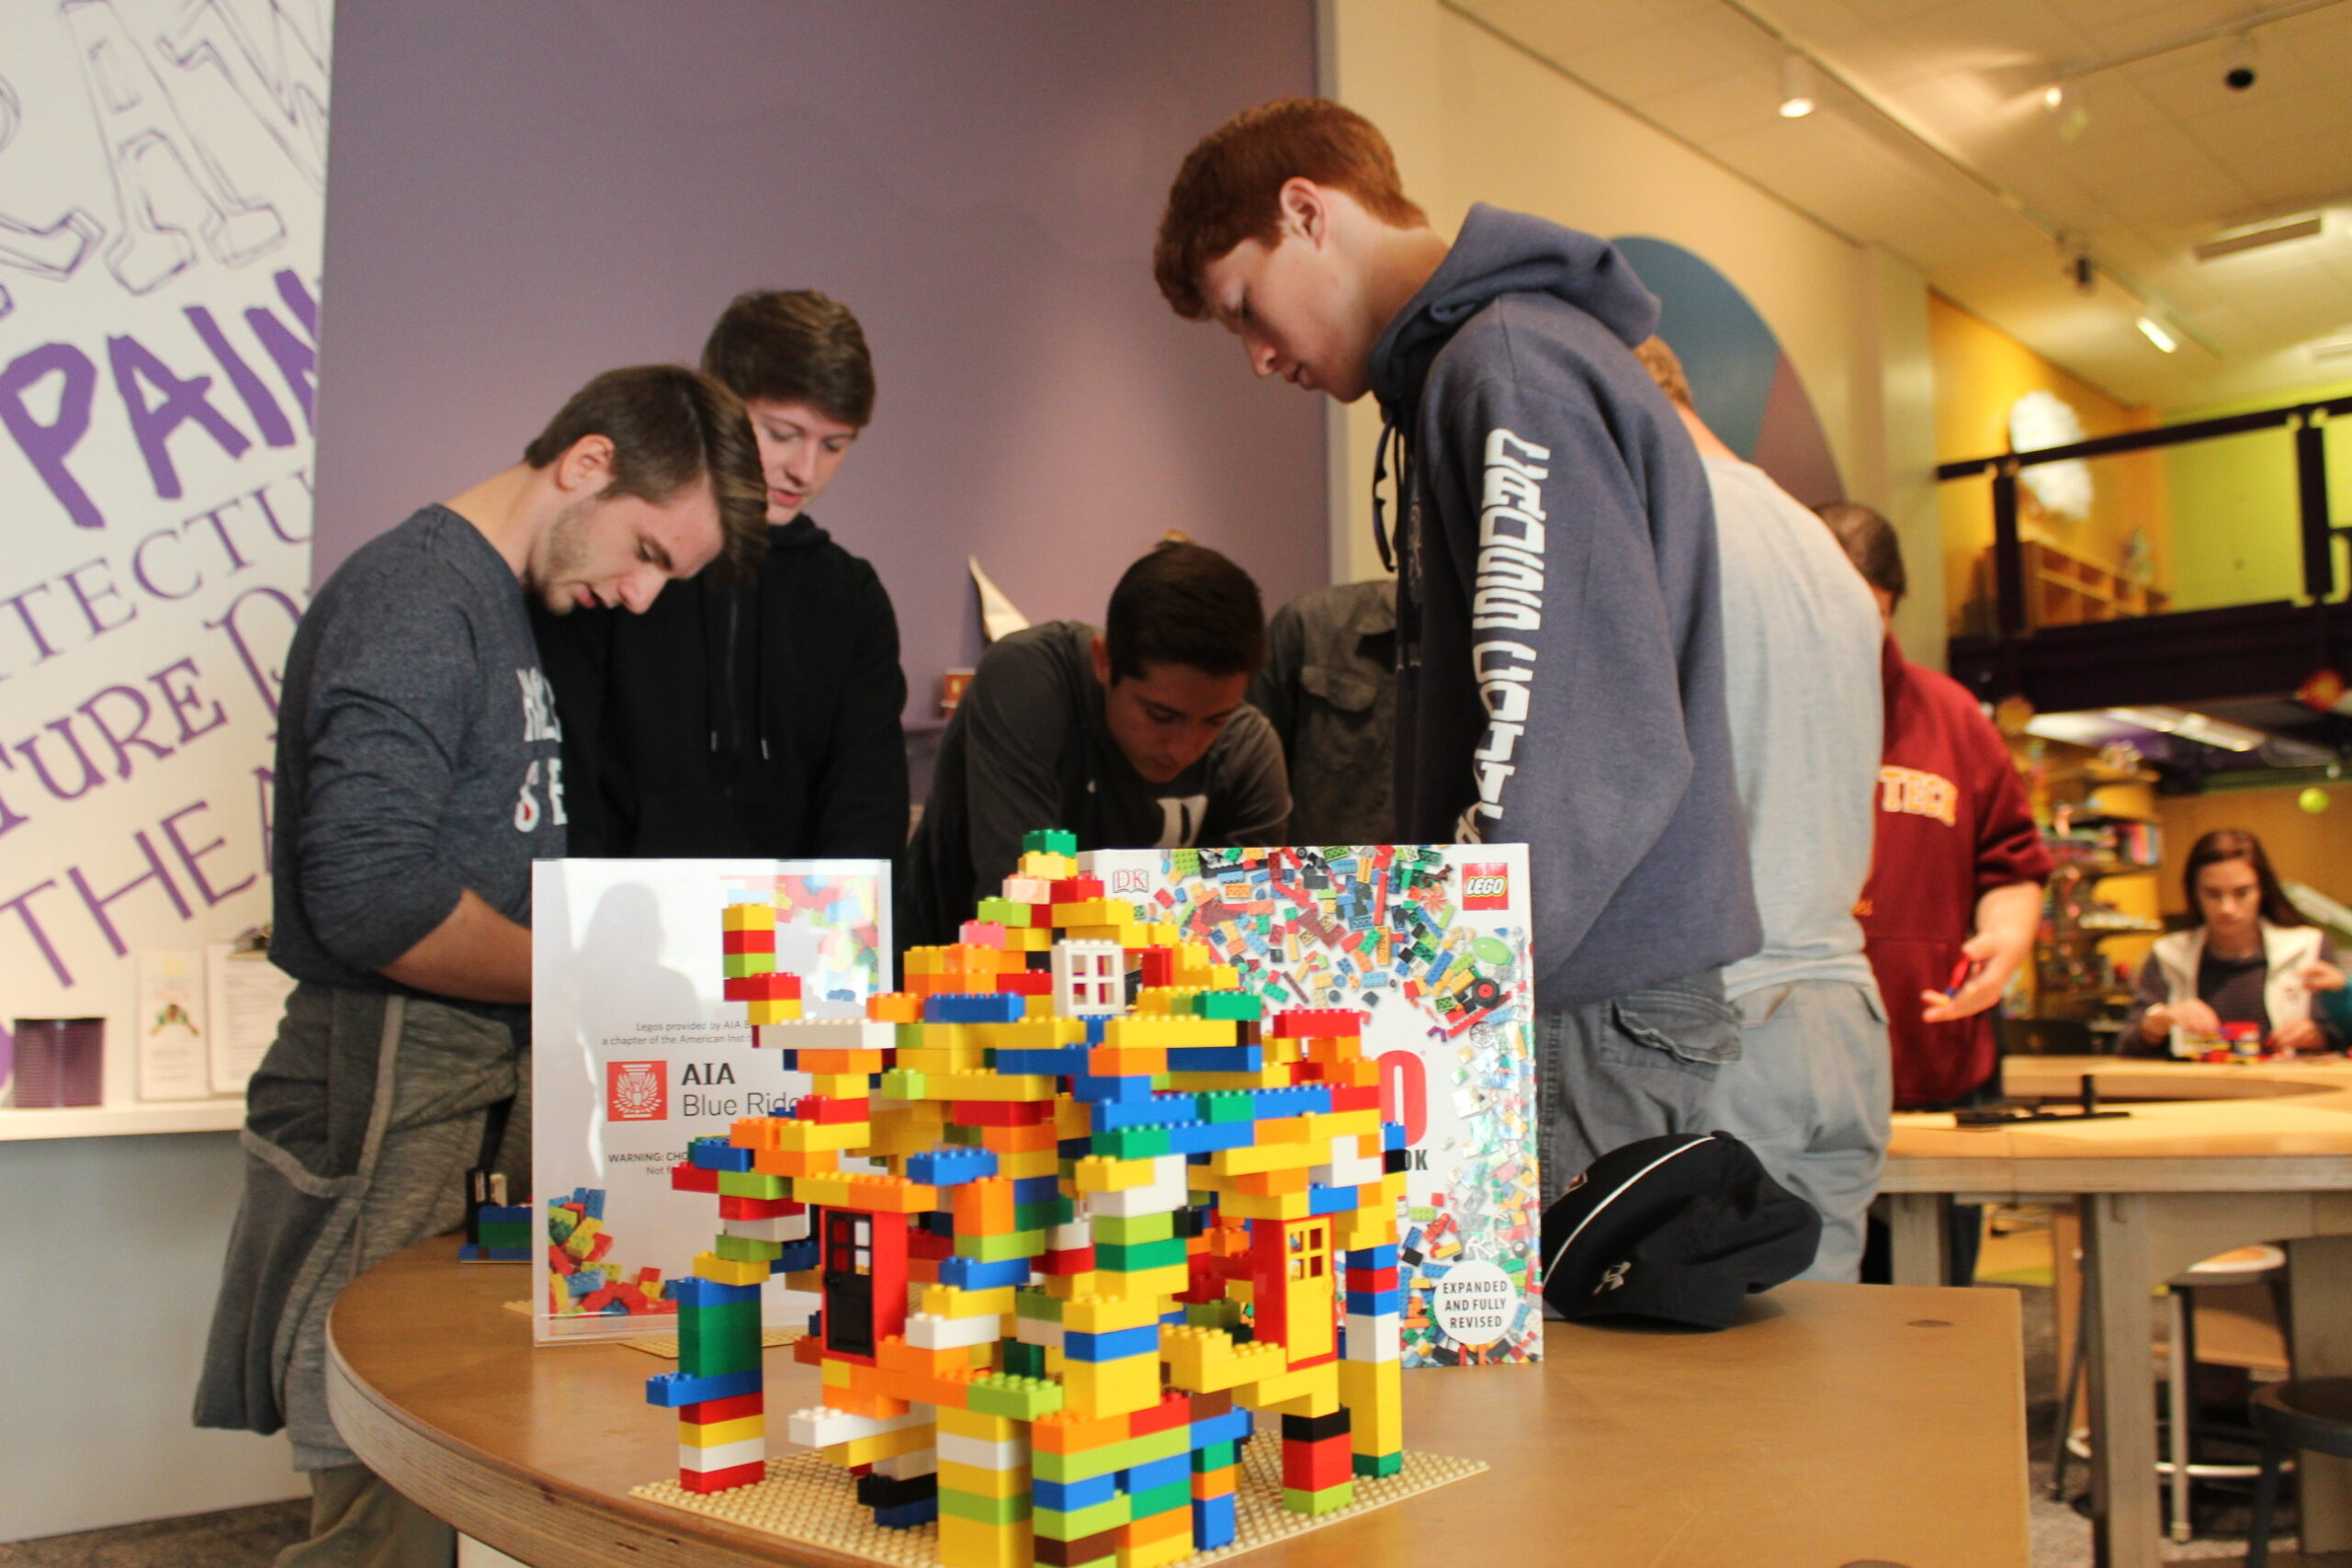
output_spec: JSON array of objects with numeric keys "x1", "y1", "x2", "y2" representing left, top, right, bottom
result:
[
  {"x1": 1778, "y1": 51, "x2": 1815, "y2": 118},
  {"x1": 2042, "y1": 80, "x2": 2067, "y2": 109},
  {"x1": 2136, "y1": 315, "x2": 2179, "y2": 354}
]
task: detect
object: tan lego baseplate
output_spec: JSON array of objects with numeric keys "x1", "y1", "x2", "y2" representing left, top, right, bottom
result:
[
  {"x1": 503, "y1": 1299, "x2": 798, "y2": 1359},
  {"x1": 631, "y1": 1424, "x2": 1487, "y2": 1566}
]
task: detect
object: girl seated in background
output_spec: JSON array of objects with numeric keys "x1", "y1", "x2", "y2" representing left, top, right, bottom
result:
[{"x1": 2126, "y1": 827, "x2": 2346, "y2": 1056}]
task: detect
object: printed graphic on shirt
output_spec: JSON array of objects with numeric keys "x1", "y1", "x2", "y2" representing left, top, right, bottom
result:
[
  {"x1": 513, "y1": 667, "x2": 567, "y2": 832},
  {"x1": 514, "y1": 758, "x2": 567, "y2": 831},
  {"x1": 1471, "y1": 427, "x2": 1551, "y2": 829},
  {"x1": 1879, "y1": 764, "x2": 1957, "y2": 829},
  {"x1": 519, "y1": 668, "x2": 563, "y2": 742},
  {"x1": 1154, "y1": 794, "x2": 1209, "y2": 849}
]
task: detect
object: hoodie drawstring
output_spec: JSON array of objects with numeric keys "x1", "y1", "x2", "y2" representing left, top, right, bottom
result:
[{"x1": 1371, "y1": 415, "x2": 1404, "y2": 575}]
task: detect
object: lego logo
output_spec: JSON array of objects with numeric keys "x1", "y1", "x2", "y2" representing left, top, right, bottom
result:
[
  {"x1": 607, "y1": 1060, "x2": 667, "y2": 1121},
  {"x1": 1462, "y1": 864, "x2": 1509, "y2": 908},
  {"x1": 1464, "y1": 876, "x2": 1504, "y2": 897}
]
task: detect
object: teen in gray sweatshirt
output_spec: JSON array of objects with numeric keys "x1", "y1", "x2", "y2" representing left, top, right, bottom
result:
[{"x1": 1157, "y1": 99, "x2": 1761, "y2": 1197}]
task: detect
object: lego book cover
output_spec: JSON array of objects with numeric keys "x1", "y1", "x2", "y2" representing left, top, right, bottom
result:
[
  {"x1": 1079, "y1": 845, "x2": 1543, "y2": 1366},
  {"x1": 531, "y1": 859, "x2": 891, "y2": 1342}
]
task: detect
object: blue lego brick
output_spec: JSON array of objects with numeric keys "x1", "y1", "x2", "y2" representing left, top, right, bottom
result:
[
  {"x1": 1345, "y1": 1288, "x2": 1405, "y2": 1317},
  {"x1": 688, "y1": 1138, "x2": 754, "y2": 1173},
  {"x1": 1381, "y1": 1121, "x2": 1407, "y2": 1152},
  {"x1": 939, "y1": 1254, "x2": 1034, "y2": 1292},
  {"x1": 564, "y1": 1270, "x2": 598, "y2": 1297},
  {"x1": 774, "y1": 1237, "x2": 820, "y2": 1273},
  {"x1": 1309, "y1": 1182, "x2": 1362, "y2": 1216},
  {"x1": 1123, "y1": 1453, "x2": 1189, "y2": 1494},
  {"x1": 909, "y1": 1147, "x2": 1001, "y2": 1187},
  {"x1": 671, "y1": 1276, "x2": 763, "y2": 1308},
  {"x1": 1192, "y1": 1494, "x2": 1237, "y2": 1550},
  {"x1": 563, "y1": 1187, "x2": 605, "y2": 1220},
  {"x1": 1010, "y1": 1173, "x2": 1061, "y2": 1206},
  {"x1": 479, "y1": 1203, "x2": 533, "y2": 1224},
  {"x1": 1072, "y1": 1073, "x2": 1157, "y2": 1105},
  {"x1": 1167, "y1": 1045, "x2": 1264, "y2": 1073},
  {"x1": 1034, "y1": 1472, "x2": 1118, "y2": 1513},
  {"x1": 995, "y1": 1046, "x2": 1091, "y2": 1076},
  {"x1": 1090, "y1": 1091, "x2": 1202, "y2": 1132},
  {"x1": 925, "y1": 991, "x2": 1025, "y2": 1023},
  {"x1": 1191, "y1": 1407, "x2": 1250, "y2": 1447},
  {"x1": 1084, "y1": 1016, "x2": 1110, "y2": 1044},
  {"x1": 1345, "y1": 1244, "x2": 1400, "y2": 1270},
  {"x1": 873, "y1": 1497, "x2": 939, "y2": 1529},
  {"x1": 644, "y1": 1367, "x2": 761, "y2": 1407},
  {"x1": 1164, "y1": 1120, "x2": 1254, "y2": 1156},
  {"x1": 1063, "y1": 1325, "x2": 1160, "y2": 1362},
  {"x1": 772, "y1": 1049, "x2": 799, "y2": 1070},
  {"x1": 1251, "y1": 1086, "x2": 1333, "y2": 1119}
]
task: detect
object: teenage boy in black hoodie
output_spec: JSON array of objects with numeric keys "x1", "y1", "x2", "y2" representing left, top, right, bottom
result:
[
  {"x1": 534, "y1": 290, "x2": 909, "y2": 863},
  {"x1": 1155, "y1": 99, "x2": 1762, "y2": 1198}
]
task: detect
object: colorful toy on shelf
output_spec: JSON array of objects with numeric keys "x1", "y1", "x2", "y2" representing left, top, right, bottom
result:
[
  {"x1": 646, "y1": 828, "x2": 1411, "y2": 1567},
  {"x1": 458, "y1": 1168, "x2": 533, "y2": 1261}
]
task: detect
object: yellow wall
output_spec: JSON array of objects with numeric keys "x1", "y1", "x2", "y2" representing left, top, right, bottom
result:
[
  {"x1": 2154, "y1": 785, "x2": 2352, "y2": 918},
  {"x1": 1928, "y1": 295, "x2": 2167, "y2": 634},
  {"x1": 2162, "y1": 374, "x2": 2352, "y2": 612}
]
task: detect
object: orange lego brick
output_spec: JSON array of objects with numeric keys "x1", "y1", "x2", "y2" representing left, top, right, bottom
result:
[
  {"x1": 867, "y1": 991, "x2": 922, "y2": 1021},
  {"x1": 952, "y1": 1175, "x2": 1015, "y2": 1235},
  {"x1": 1086, "y1": 1046, "x2": 1168, "y2": 1077}
]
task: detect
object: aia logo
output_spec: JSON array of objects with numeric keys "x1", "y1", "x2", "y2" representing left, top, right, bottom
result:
[
  {"x1": 607, "y1": 1060, "x2": 667, "y2": 1122},
  {"x1": 1462, "y1": 863, "x2": 1509, "y2": 910}
]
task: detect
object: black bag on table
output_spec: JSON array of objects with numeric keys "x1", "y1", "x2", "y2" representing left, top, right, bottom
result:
[{"x1": 1539, "y1": 1131, "x2": 1821, "y2": 1330}]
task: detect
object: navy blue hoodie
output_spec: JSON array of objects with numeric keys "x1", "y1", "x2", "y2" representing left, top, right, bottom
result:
[{"x1": 1367, "y1": 205, "x2": 1760, "y2": 1009}]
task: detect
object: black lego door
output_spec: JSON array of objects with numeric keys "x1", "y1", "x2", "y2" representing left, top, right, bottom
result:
[{"x1": 823, "y1": 1210, "x2": 876, "y2": 1357}]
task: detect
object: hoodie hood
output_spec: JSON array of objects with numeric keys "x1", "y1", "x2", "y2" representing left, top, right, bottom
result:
[
  {"x1": 1367, "y1": 204, "x2": 1662, "y2": 418},
  {"x1": 768, "y1": 513, "x2": 833, "y2": 551}
]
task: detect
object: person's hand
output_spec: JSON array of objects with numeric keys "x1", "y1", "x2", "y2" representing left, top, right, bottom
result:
[
  {"x1": 2154, "y1": 998, "x2": 2224, "y2": 1041},
  {"x1": 2299, "y1": 959, "x2": 2346, "y2": 993},
  {"x1": 1921, "y1": 931, "x2": 2014, "y2": 1023},
  {"x1": 2270, "y1": 1016, "x2": 2326, "y2": 1055}
]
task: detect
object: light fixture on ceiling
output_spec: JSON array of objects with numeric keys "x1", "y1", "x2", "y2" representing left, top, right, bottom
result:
[
  {"x1": 2042, "y1": 80, "x2": 2067, "y2": 109},
  {"x1": 2311, "y1": 330, "x2": 2352, "y2": 365},
  {"x1": 1778, "y1": 52, "x2": 1815, "y2": 118},
  {"x1": 2194, "y1": 213, "x2": 2323, "y2": 262},
  {"x1": 2103, "y1": 706, "x2": 2266, "y2": 752},
  {"x1": 2136, "y1": 315, "x2": 2179, "y2": 353}
]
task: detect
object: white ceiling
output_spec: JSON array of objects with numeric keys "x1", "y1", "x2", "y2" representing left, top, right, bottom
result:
[{"x1": 1450, "y1": 0, "x2": 2352, "y2": 412}]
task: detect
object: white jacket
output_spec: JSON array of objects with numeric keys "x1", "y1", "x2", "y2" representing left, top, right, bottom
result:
[{"x1": 2147, "y1": 920, "x2": 2324, "y2": 1056}]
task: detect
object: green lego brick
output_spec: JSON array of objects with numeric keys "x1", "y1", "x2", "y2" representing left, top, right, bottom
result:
[
  {"x1": 1033, "y1": 1425, "x2": 1188, "y2": 1483},
  {"x1": 1093, "y1": 1126, "x2": 1171, "y2": 1160},
  {"x1": 1094, "y1": 1236, "x2": 1186, "y2": 1272},
  {"x1": 1283, "y1": 1482, "x2": 1356, "y2": 1516},
  {"x1": 1193, "y1": 1439, "x2": 1238, "y2": 1472},
  {"x1": 938, "y1": 1488, "x2": 1032, "y2": 1526},
  {"x1": 1035, "y1": 1494, "x2": 1131, "y2": 1540},
  {"x1": 1015, "y1": 1288, "x2": 1065, "y2": 1324},
  {"x1": 1193, "y1": 990, "x2": 1261, "y2": 1021},
  {"x1": 955, "y1": 1228, "x2": 1046, "y2": 1263},
  {"x1": 714, "y1": 1233, "x2": 784, "y2": 1262},
  {"x1": 1001, "y1": 1339, "x2": 1046, "y2": 1379},
  {"x1": 877, "y1": 1068, "x2": 927, "y2": 1100},
  {"x1": 1182, "y1": 1299, "x2": 1244, "y2": 1332},
  {"x1": 964, "y1": 1373, "x2": 1064, "y2": 1422},
  {"x1": 477, "y1": 1222, "x2": 530, "y2": 1247},
  {"x1": 975, "y1": 897, "x2": 1033, "y2": 928},
  {"x1": 546, "y1": 1209, "x2": 578, "y2": 1244},
  {"x1": 715, "y1": 1169, "x2": 791, "y2": 1200},
  {"x1": 1129, "y1": 1479, "x2": 1191, "y2": 1519},
  {"x1": 1013, "y1": 1198, "x2": 1074, "y2": 1232},
  {"x1": 1196, "y1": 1091, "x2": 1258, "y2": 1124},
  {"x1": 1353, "y1": 1452, "x2": 1404, "y2": 1478},
  {"x1": 1091, "y1": 1212, "x2": 1174, "y2": 1247},
  {"x1": 1022, "y1": 829, "x2": 1079, "y2": 855},
  {"x1": 678, "y1": 1303, "x2": 762, "y2": 1376}
]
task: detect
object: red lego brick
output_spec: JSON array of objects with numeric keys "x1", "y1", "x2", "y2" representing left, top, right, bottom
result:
[
  {"x1": 721, "y1": 929, "x2": 775, "y2": 953},
  {"x1": 1328, "y1": 1084, "x2": 1381, "y2": 1112},
  {"x1": 548, "y1": 1245, "x2": 576, "y2": 1277},
  {"x1": 1345, "y1": 1266, "x2": 1399, "y2": 1292},
  {"x1": 952, "y1": 1100, "x2": 1054, "y2": 1126},
  {"x1": 1281, "y1": 1433, "x2": 1352, "y2": 1493},
  {"x1": 1050, "y1": 876, "x2": 1104, "y2": 902},
  {"x1": 1038, "y1": 1245, "x2": 1095, "y2": 1276},
  {"x1": 1128, "y1": 1391, "x2": 1192, "y2": 1438},
  {"x1": 909, "y1": 1229, "x2": 954, "y2": 1261},
  {"x1": 996, "y1": 970, "x2": 1052, "y2": 996},
  {"x1": 794, "y1": 1095, "x2": 870, "y2": 1124},
  {"x1": 723, "y1": 976, "x2": 757, "y2": 1000},
  {"x1": 717, "y1": 1194, "x2": 804, "y2": 1221},
  {"x1": 1137, "y1": 949, "x2": 1174, "y2": 987},
  {"x1": 680, "y1": 1391, "x2": 765, "y2": 1425},
  {"x1": 670, "y1": 1163, "x2": 722, "y2": 1194},
  {"x1": 680, "y1": 1461, "x2": 765, "y2": 1494},
  {"x1": 1270, "y1": 1009, "x2": 1363, "y2": 1039}
]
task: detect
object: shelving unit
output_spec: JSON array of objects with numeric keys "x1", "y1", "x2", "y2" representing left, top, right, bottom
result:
[
  {"x1": 1962, "y1": 537, "x2": 2169, "y2": 635},
  {"x1": 2029, "y1": 761, "x2": 2165, "y2": 1023},
  {"x1": 0, "y1": 1098, "x2": 246, "y2": 1142}
]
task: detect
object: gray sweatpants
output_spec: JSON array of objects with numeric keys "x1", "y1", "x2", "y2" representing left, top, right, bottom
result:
[
  {"x1": 1536, "y1": 966, "x2": 1739, "y2": 1204},
  {"x1": 1705, "y1": 978, "x2": 1890, "y2": 1282}
]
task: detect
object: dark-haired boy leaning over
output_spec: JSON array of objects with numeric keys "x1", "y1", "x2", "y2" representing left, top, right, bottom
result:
[{"x1": 901, "y1": 542, "x2": 1291, "y2": 946}]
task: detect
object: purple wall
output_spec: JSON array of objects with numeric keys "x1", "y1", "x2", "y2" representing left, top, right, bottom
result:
[{"x1": 312, "y1": 0, "x2": 1324, "y2": 719}]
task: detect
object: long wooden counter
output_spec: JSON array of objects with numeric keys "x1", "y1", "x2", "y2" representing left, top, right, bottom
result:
[{"x1": 327, "y1": 1235, "x2": 2029, "y2": 1568}]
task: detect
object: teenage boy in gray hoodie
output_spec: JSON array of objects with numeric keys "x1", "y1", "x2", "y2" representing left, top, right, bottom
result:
[{"x1": 1155, "y1": 98, "x2": 1761, "y2": 1199}]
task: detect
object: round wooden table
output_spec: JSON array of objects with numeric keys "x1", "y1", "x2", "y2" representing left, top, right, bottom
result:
[{"x1": 329, "y1": 1235, "x2": 2029, "y2": 1567}]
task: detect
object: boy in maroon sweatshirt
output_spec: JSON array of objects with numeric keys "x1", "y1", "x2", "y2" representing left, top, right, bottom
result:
[{"x1": 1819, "y1": 504, "x2": 2053, "y2": 1111}]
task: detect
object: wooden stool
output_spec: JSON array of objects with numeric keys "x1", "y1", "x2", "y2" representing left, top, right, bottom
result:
[{"x1": 2248, "y1": 1377, "x2": 2352, "y2": 1568}]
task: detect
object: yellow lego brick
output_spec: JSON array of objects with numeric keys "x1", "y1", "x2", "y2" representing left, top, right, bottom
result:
[
  {"x1": 1160, "y1": 1325, "x2": 1289, "y2": 1393},
  {"x1": 997, "y1": 1147, "x2": 1059, "y2": 1179},
  {"x1": 1330, "y1": 1204, "x2": 1400, "y2": 1252},
  {"x1": 721, "y1": 902, "x2": 776, "y2": 931},
  {"x1": 866, "y1": 1103, "x2": 950, "y2": 1156},
  {"x1": 1340, "y1": 1359, "x2": 1403, "y2": 1454},
  {"x1": 938, "y1": 1513, "x2": 1032, "y2": 1568},
  {"x1": 935, "y1": 1404, "x2": 1022, "y2": 1442},
  {"x1": 1204, "y1": 1137, "x2": 1320, "y2": 1178},
  {"x1": 1061, "y1": 1293, "x2": 1163, "y2": 1334},
  {"x1": 1006, "y1": 926, "x2": 1053, "y2": 951},
  {"x1": 821, "y1": 1357, "x2": 854, "y2": 1390},
  {"x1": 1102, "y1": 1015, "x2": 1233, "y2": 1049},
  {"x1": 1054, "y1": 1098, "x2": 1095, "y2": 1138},
  {"x1": 825, "y1": 1423, "x2": 934, "y2": 1466},
  {"x1": 1093, "y1": 1262, "x2": 1189, "y2": 1301},
  {"x1": 923, "y1": 1070, "x2": 1057, "y2": 1102},
  {"x1": 1163, "y1": 1066, "x2": 1291, "y2": 1092},
  {"x1": 770, "y1": 1118, "x2": 870, "y2": 1153},
  {"x1": 693, "y1": 1252, "x2": 771, "y2": 1287},
  {"x1": 1206, "y1": 1189, "x2": 1314, "y2": 1222},
  {"x1": 1042, "y1": 1272, "x2": 1097, "y2": 1302},
  {"x1": 1016, "y1": 851, "x2": 1077, "y2": 879},
  {"x1": 1238, "y1": 1359, "x2": 1342, "y2": 1416},
  {"x1": 794, "y1": 1172, "x2": 940, "y2": 1214},
  {"x1": 971, "y1": 1018, "x2": 1089, "y2": 1051},
  {"x1": 1306, "y1": 1108, "x2": 1382, "y2": 1142},
  {"x1": 745, "y1": 1000, "x2": 804, "y2": 1024},
  {"x1": 678, "y1": 1413, "x2": 764, "y2": 1449},
  {"x1": 899, "y1": 1047, "x2": 984, "y2": 1076},
  {"x1": 938, "y1": 1460, "x2": 1029, "y2": 1499},
  {"x1": 1044, "y1": 1345, "x2": 1066, "y2": 1377},
  {"x1": 922, "y1": 1284, "x2": 1017, "y2": 1319},
  {"x1": 1070, "y1": 1156, "x2": 1159, "y2": 1192},
  {"x1": 1064, "y1": 1354, "x2": 1161, "y2": 1418},
  {"x1": 1065, "y1": 924, "x2": 1148, "y2": 947},
  {"x1": 807, "y1": 1072, "x2": 874, "y2": 1099}
]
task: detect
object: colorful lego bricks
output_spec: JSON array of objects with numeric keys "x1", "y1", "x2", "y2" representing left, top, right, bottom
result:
[{"x1": 646, "y1": 829, "x2": 1411, "y2": 1567}]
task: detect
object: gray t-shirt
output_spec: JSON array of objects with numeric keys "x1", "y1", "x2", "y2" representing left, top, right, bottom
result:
[
  {"x1": 903, "y1": 621, "x2": 1289, "y2": 946},
  {"x1": 269, "y1": 505, "x2": 566, "y2": 1011},
  {"x1": 1703, "y1": 457, "x2": 1883, "y2": 1000}
]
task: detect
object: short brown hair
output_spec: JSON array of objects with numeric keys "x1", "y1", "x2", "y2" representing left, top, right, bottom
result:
[
  {"x1": 1154, "y1": 97, "x2": 1428, "y2": 321},
  {"x1": 1815, "y1": 501, "x2": 1907, "y2": 607},
  {"x1": 1104, "y1": 542, "x2": 1265, "y2": 682},
  {"x1": 523, "y1": 364, "x2": 767, "y2": 577},
  {"x1": 1634, "y1": 337, "x2": 1694, "y2": 411},
  {"x1": 701, "y1": 290, "x2": 876, "y2": 428}
]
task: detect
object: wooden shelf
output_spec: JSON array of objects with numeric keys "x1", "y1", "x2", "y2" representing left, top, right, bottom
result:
[{"x1": 0, "y1": 1099, "x2": 246, "y2": 1143}]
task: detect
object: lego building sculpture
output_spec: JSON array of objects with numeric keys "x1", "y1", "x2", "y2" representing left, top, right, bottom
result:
[{"x1": 648, "y1": 829, "x2": 1410, "y2": 1568}]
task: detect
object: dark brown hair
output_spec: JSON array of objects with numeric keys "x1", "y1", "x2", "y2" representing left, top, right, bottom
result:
[
  {"x1": 523, "y1": 365, "x2": 767, "y2": 576},
  {"x1": 2183, "y1": 828, "x2": 2304, "y2": 929},
  {"x1": 1104, "y1": 542, "x2": 1265, "y2": 682},
  {"x1": 1154, "y1": 98, "x2": 1428, "y2": 321},
  {"x1": 701, "y1": 289, "x2": 876, "y2": 428},
  {"x1": 1815, "y1": 501, "x2": 1907, "y2": 606}
]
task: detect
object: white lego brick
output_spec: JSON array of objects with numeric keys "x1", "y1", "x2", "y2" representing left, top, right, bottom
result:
[
  {"x1": 681, "y1": 1436, "x2": 766, "y2": 1472},
  {"x1": 937, "y1": 1431, "x2": 1030, "y2": 1470},
  {"x1": 786, "y1": 1405, "x2": 932, "y2": 1448},
  {"x1": 1052, "y1": 939, "x2": 1126, "y2": 1017},
  {"x1": 723, "y1": 1213, "x2": 810, "y2": 1245},
  {"x1": 1344, "y1": 1313, "x2": 1403, "y2": 1363},
  {"x1": 1084, "y1": 1162, "x2": 1188, "y2": 1217},
  {"x1": 876, "y1": 1447, "x2": 938, "y2": 1480},
  {"x1": 1047, "y1": 1219, "x2": 1093, "y2": 1252},
  {"x1": 759, "y1": 1018, "x2": 896, "y2": 1051},
  {"x1": 1014, "y1": 1316, "x2": 1067, "y2": 1351},
  {"x1": 907, "y1": 1310, "x2": 1001, "y2": 1351},
  {"x1": 1002, "y1": 876, "x2": 1052, "y2": 903}
]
